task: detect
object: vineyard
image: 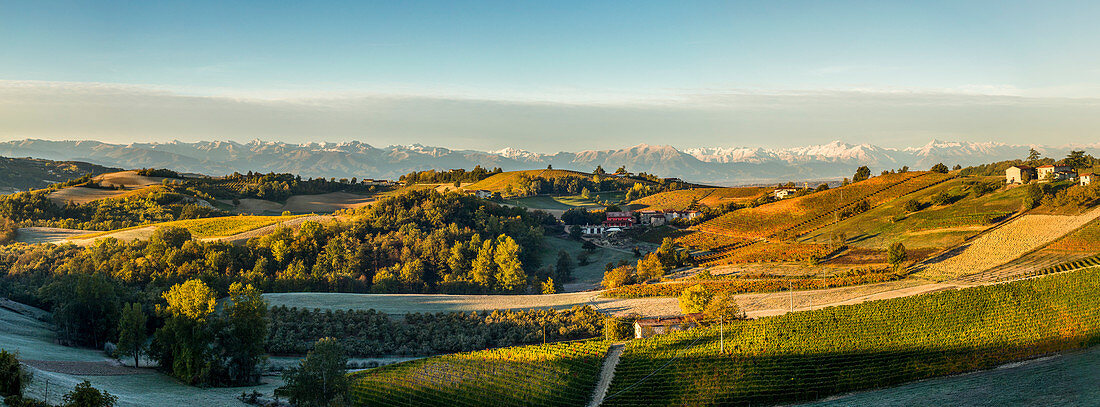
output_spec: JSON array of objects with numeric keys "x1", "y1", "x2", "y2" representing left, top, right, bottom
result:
[
  {"x1": 602, "y1": 269, "x2": 901, "y2": 298},
  {"x1": 698, "y1": 172, "x2": 943, "y2": 240},
  {"x1": 70, "y1": 215, "x2": 303, "y2": 240},
  {"x1": 349, "y1": 339, "x2": 609, "y2": 407},
  {"x1": 601, "y1": 267, "x2": 1100, "y2": 406},
  {"x1": 697, "y1": 240, "x2": 834, "y2": 266},
  {"x1": 629, "y1": 187, "x2": 769, "y2": 211},
  {"x1": 674, "y1": 231, "x2": 752, "y2": 252},
  {"x1": 914, "y1": 207, "x2": 1100, "y2": 281}
]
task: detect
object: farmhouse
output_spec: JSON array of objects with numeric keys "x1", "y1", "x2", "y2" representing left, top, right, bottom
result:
[
  {"x1": 772, "y1": 188, "x2": 802, "y2": 199},
  {"x1": 1036, "y1": 164, "x2": 1076, "y2": 182},
  {"x1": 1082, "y1": 173, "x2": 1096, "y2": 186},
  {"x1": 634, "y1": 313, "x2": 705, "y2": 339},
  {"x1": 468, "y1": 189, "x2": 493, "y2": 199},
  {"x1": 604, "y1": 211, "x2": 635, "y2": 228},
  {"x1": 1005, "y1": 165, "x2": 1036, "y2": 184},
  {"x1": 637, "y1": 210, "x2": 668, "y2": 225},
  {"x1": 666, "y1": 210, "x2": 701, "y2": 221}
]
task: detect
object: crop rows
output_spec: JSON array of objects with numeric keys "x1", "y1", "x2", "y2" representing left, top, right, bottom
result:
[
  {"x1": 602, "y1": 267, "x2": 1100, "y2": 406},
  {"x1": 905, "y1": 211, "x2": 1013, "y2": 232},
  {"x1": 701, "y1": 172, "x2": 933, "y2": 239},
  {"x1": 961, "y1": 253, "x2": 1100, "y2": 283},
  {"x1": 916, "y1": 209, "x2": 1100, "y2": 281},
  {"x1": 349, "y1": 339, "x2": 609, "y2": 407},
  {"x1": 700, "y1": 241, "x2": 833, "y2": 266},
  {"x1": 602, "y1": 270, "x2": 901, "y2": 298}
]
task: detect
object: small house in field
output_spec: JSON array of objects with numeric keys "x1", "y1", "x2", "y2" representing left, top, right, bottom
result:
[
  {"x1": 468, "y1": 190, "x2": 493, "y2": 199},
  {"x1": 1036, "y1": 164, "x2": 1076, "y2": 182},
  {"x1": 1005, "y1": 165, "x2": 1036, "y2": 184},
  {"x1": 1081, "y1": 173, "x2": 1096, "y2": 186},
  {"x1": 773, "y1": 188, "x2": 802, "y2": 199},
  {"x1": 576, "y1": 224, "x2": 610, "y2": 235},
  {"x1": 604, "y1": 211, "x2": 635, "y2": 228},
  {"x1": 634, "y1": 313, "x2": 705, "y2": 339}
]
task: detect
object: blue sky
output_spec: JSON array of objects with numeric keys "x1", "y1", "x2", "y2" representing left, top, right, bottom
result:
[{"x1": 1, "y1": 1, "x2": 1099, "y2": 150}]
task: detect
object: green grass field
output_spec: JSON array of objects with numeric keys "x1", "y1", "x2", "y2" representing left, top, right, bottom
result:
[
  {"x1": 71, "y1": 215, "x2": 305, "y2": 240},
  {"x1": 540, "y1": 236, "x2": 636, "y2": 288}
]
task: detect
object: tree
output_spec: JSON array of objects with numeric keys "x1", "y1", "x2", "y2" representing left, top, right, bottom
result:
[
  {"x1": 541, "y1": 277, "x2": 557, "y2": 295},
  {"x1": 703, "y1": 291, "x2": 739, "y2": 320},
  {"x1": 38, "y1": 273, "x2": 121, "y2": 348},
  {"x1": 568, "y1": 225, "x2": 583, "y2": 240},
  {"x1": 493, "y1": 235, "x2": 527, "y2": 292},
  {"x1": 636, "y1": 253, "x2": 667, "y2": 282},
  {"x1": 887, "y1": 242, "x2": 908, "y2": 272},
  {"x1": 930, "y1": 163, "x2": 949, "y2": 173},
  {"x1": 678, "y1": 284, "x2": 713, "y2": 314},
  {"x1": 116, "y1": 303, "x2": 147, "y2": 368},
  {"x1": 594, "y1": 165, "x2": 606, "y2": 175},
  {"x1": 555, "y1": 250, "x2": 575, "y2": 281},
  {"x1": 60, "y1": 381, "x2": 117, "y2": 407},
  {"x1": 601, "y1": 266, "x2": 636, "y2": 289},
  {"x1": 0, "y1": 349, "x2": 31, "y2": 398},
  {"x1": 1064, "y1": 150, "x2": 1089, "y2": 169},
  {"x1": 852, "y1": 166, "x2": 871, "y2": 182},
  {"x1": 470, "y1": 240, "x2": 496, "y2": 289},
  {"x1": 216, "y1": 283, "x2": 269, "y2": 385},
  {"x1": 615, "y1": 166, "x2": 627, "y2": 175},
  {"x1": 952, "y1": 164, "x2": 962, "y2": 171},
  {"x1": 278, "y1": 337, "x2": 349, "y2": 407},
  {"x1": 931, "y1": 191, "x2": 953, "y2": 206},
  {"x1": 152, "y1": 279, "x2": 217, "y2": 385},
  {"x1": 1027, "y1": 148, "x2": 1042, "y2": 162}
]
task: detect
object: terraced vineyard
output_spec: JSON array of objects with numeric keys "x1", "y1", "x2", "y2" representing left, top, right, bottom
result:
[
  {"x1": 699, "y1": 172, "x2": 943, "y2": 240},
  {"x1": 350, "y1": 340, "x2": 609, "y2": 407},
  {"x1": 601, "y1": 267, "x2": 1100, "y2": 406},
  {"x1": 914, "y1": 207, "x2": 1100, "y2": 281},
  {"x1": 630, "y1": 187, "x2": 769, "y2": 210}
]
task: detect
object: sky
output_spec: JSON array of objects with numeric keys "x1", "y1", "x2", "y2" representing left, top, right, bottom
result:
[{"x1": 2, "y1": 0, "x2": 1099, "y2": 152}]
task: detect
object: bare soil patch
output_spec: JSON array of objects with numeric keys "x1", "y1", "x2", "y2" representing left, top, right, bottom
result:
[
  {"x1": 93, "y1": 171, "x2": 168, "y2": 188},
  {"x1": 22, "y1": 360, "x2": 152, "y2": 376},
  {"x1": 232, "y1": 198, "x2": 284, "y2": 214}
]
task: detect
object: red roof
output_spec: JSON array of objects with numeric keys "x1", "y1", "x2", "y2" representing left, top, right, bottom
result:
[
  {"x1": 1082, "y1": 173, "x2": 1096, "y2": 177},
  {"x1": 1010, "y1": 165, "x2": 1034, "y2": 170},
  {"x1": 1037, "y1": 165, "x2": 1055, "y2": 168}
]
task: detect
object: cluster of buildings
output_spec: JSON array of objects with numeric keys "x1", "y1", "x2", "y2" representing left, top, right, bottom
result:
[
  {"x1": 575, "y1": 209, "x2": 702, "y2": 235},
  {"x1": 1006, "y1": 165, "x2": 1095, "y2": 186}
]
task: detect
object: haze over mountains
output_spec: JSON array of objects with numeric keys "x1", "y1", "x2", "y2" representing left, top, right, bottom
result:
[{"x1": 0, "y1": 138, "x2": 1094, "y2": 185}]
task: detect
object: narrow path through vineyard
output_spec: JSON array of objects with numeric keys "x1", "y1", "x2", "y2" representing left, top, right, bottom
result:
[{"x1": 587, "y1": 343, "x2": 625, "y2": 407}]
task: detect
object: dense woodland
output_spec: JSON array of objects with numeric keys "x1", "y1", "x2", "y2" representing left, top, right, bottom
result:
[
  {"x1": 399, "y1": 166, "x2": 503, "y2": 185},
  {"x1": 267, "y1": 306, "x2": 603, "y2": 357},
  {"x1": 184, "y1": 171, "x2": 384, "y2": 201}
]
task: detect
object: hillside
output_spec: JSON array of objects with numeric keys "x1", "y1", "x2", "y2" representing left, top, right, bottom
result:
[
  {"x1": 628, "y1": 186, "x2": 770, "y2": 211},
  {"x1": 464, "y1": 169, "x2": 654, "y2": 194},
  {"x1": 0, "y1": 156, "x2": 119, "y2": 194}
]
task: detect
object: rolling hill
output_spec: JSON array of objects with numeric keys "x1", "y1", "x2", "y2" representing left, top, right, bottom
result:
[
  {"x1": 0, "y1": 156, "x2": 119, "y2": 194},
  {"x1": 628, "y1": 187, "x2": 771, "y2": 211}
]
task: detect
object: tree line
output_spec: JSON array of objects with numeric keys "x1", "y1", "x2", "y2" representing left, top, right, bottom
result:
[{"x1": 267, "y1": 305, "x2": 604, "y2": 357}]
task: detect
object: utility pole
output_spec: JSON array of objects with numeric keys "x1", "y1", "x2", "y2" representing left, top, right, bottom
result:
[
  {"x1": 720, "y1": 314, "x2": 724, "y2": 354},
  {"x1": 789, "y1": 281, "x2": 794, "y2": 312}
]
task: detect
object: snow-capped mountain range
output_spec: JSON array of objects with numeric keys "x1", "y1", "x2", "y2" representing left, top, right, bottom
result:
[{"x1": 0, "y1": 138, "x2": 1092, "y2": 185}]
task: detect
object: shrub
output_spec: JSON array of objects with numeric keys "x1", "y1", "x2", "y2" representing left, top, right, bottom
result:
[{"x1": 604, "y1": 317, "x2": 634, "y2": 341}]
